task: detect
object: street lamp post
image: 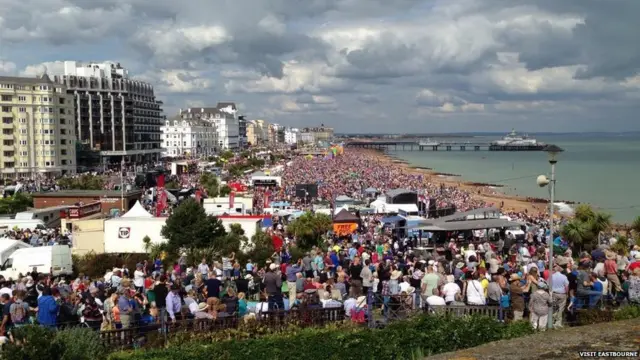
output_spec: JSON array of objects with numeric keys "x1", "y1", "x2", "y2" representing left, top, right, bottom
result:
[{"x1": 536, "y1": 144, "x2": 564, "y2": 329}]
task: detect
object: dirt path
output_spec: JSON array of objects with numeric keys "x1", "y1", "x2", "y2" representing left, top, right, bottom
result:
[{"x1": 426, "y1": 318, "x2": 640, "y2": 360}]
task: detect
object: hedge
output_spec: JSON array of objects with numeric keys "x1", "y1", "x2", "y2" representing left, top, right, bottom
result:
[
  {"x1": 73, "y1": 253, "x2": 150, "y2": 278},
  {"x1": 2, "y1": 326, "x2": 105, "y2": 360},
  {"x1": 108, "y1": 314, "x2": 536, "y2": 360}
]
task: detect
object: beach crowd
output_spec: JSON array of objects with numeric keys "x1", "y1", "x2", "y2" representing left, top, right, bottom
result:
[{"x1": 0, "y1": 146, "x2": 639, "y2": 350}]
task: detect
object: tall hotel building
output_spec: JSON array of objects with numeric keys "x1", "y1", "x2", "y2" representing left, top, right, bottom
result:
[
  {"x1": 52, "y1": 61, "x2": 164, "y2": 164},
  {"x1": 0, "y1": 74, "x2": 77, "y2": 178}
]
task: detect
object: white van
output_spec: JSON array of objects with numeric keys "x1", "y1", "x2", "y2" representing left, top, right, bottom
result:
[
  {"x1": 0, "y1": 219, "x2": 46, "y2": 232},
  {"x1": 0, "y1": 245, "x2": 73, "y2": 279}
]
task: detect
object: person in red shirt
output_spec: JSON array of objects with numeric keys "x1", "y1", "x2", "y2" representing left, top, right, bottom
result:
[
  {"x1": 604, "y1": 250, "x2": 622, "y2": 294},
  {"x1": 628, "y1": 254, "x2": 640, "y2": 272}
]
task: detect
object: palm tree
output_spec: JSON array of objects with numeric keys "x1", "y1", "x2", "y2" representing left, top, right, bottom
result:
[
  {"x1": 631, "y1": 216, "x2": 640, "y2": 239},
  {"x1": 574, "y1": 204, "x2": 596, "y2": 223},
  {"x1": 561, "y1": 219, "x2": 590, "y2": 252}
]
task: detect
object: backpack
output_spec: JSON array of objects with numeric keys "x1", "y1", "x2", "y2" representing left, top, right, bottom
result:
[
  {"x1": 350, "y1": 307, "x2": 366, "y2": 323},
  {"x1": 10, "y1": 301, "x2": 27, "y2": 324}
]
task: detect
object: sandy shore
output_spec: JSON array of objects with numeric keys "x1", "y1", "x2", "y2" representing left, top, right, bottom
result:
[{"x1": 366, "y1": 149, "x2": 547, "y2": 215}]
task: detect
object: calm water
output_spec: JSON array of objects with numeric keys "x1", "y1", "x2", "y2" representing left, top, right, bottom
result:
[{"x1": 388, "y1": 133, "x2": 640, "y2": 223}]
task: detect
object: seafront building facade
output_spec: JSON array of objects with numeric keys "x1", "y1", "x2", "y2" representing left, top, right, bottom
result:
[
  {"x1": 303, "y1": 125, "x2": 334, "y2": 143},
  {"x1": 284, "y1": 127, "x2": 300, "y2": 145},
  {"x1": 160, "y1": 117, "x2": 217, "y2": 158},
  {"x1": 178, "y1": 103, "x2": 240, "y2": 150},
  {"x1": 52, "y1": 61, "x2": 164, "y2": 164},
  {"x1": 0, "y1": 74, "x2": 77, "y2": 178}
]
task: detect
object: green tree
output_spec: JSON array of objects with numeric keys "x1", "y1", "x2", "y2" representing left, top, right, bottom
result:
[
  {"x1": 165, "y1": 179, "x2": 180, "y2": 189},
  {"x1": 57, "y1": 174, "x2": 104, "y2": 190},
  {"x1": 199, "y1": 173, "x2": 219, "y2": 197},
  {"x1": 237, "y1": 229, "x2": 275, "y2": 267},
  {"x1": 143, "y1": 235, "x2": 167, "y2": 261},
  {"x1": 219, "y1": 185, "x2": 232, "y2": 196},
  {"x1": 160, "y1": 199, "x2": 227, "y2": 256},
  {"x1": 560, "y1": 204, "x2": 612, "y2": 252},
  {"x1": 0, "y1": 192, "x2": 33, "y2": 215},
  {"x1": 631, "y1": 215, "x2": 640, "y2": 240},
  {"x1": 220, "y1": 150, "x2": 235, "y2": 160},
  {"x1": 286, "y1": 212, "x2": 332, "y2": 249}
]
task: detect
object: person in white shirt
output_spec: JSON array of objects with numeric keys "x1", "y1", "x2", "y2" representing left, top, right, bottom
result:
[
  {"x1": 465, "y1": 273, "x2": 486, "y2": 305},
  {"x1": 441, "y1": 275, "x2": 461, "y2": 304},
  {"x1": 464, "y1": 244, "x2": 477, "y2": 263},
  {"x1": 426, "y1": 288, "x2": 446, "y2": 306},
  {"x1": 0, "y1": 285, "x2": 12, "y2": 297},
  {"x1": 197, "y1": 259, "x2": 210, "y2": 280},
  {"x1": 133, "y1": 264, "x2": 145, "y2": 291},
  {"x1": 343, "y1": 295, "x2": 357, "y2": 315}
]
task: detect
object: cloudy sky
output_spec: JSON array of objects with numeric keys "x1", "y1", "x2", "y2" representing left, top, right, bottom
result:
[{"x1": 1, "y1": 0, "x2": 639, "y2": 133}]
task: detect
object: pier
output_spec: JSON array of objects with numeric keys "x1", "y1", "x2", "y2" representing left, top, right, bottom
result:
[{"x1": 344, "y1": 141, "x2": 548, "y2": 151}]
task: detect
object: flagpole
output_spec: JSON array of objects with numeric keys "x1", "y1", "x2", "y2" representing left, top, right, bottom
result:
[{"x1": 120, "y1": 159, "x2": 125, "y2": 213}]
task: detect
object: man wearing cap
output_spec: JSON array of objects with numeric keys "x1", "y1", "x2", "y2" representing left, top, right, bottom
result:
[
  {"x1": 550, "y1": 260, "x2": 569, "y2": 328},
  {"x1": 165, "y1": 284, "x2": 182, "y2": 324},
  {"x1": 264, "y1": 263, "x2": 283, "y2": 310}
]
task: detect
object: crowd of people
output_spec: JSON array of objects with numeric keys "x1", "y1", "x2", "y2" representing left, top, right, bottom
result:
[{"x1": 0, "y1": 146, "x2": 639, "y2": 346}]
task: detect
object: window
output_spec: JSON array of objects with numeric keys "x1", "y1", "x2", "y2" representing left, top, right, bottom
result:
[
  {"x1": 20, "y1": 151, "x2": 27, "y2": 156},
  {"x1": 60, "y1": 129, "x2": 66, "y2": 135},
  {"x1": 1, "y1": 106, "x2": 11, "y2": 112},
  {"x1": 20, "y1": 118, "x2": 26, "y2": 123},
  {"x1": 61, "y1": 149, "x2": 67, "y2": 155},
  {"x1": 3, "y1": 129, "x2": 13, "y2": 135},
  {"x1": 0, "y1": 84, "x2": 13, "y2": 89},
  {"x1": 60, "y1": 108, "x2": 65, "y2": 115},
  {"x1": 45, "y1": 161, "x2": 50, "y2": 166},
  {"x1": 18, "y1": 96, "x2": 26, "y2": 102},
  {"x1": 19, "y1": 140, "x2": 27, "y2": 145},
  {"x1": 2, "y1": 117, "x2": 12, "y2": 124},
  {"x1": 59, "y1": 97, "x2": 65, "y2": 104},
  {"x1": 18, "y1": 107, "x2": 26, "y2": 112},
  {"x1": 1, "y1": 95, "x2": 12, "y2": 101}
]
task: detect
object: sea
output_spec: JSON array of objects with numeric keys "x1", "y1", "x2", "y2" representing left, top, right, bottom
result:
[{"x1": 386, "y1": 133, "x2": 640, "y2": 223}]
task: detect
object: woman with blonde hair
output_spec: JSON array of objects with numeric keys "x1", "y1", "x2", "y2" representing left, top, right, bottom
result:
[
  {"x1": 206, "y1": 298, "x2": 227, "y2": 319},
  {"x1": 237, "y1": 292, "x2": 248, "y2": 317}
]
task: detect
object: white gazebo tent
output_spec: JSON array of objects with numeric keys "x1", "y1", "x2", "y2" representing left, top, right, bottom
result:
[{"x1": 121, "y1": 201, "x2": 153, "y2": 218}]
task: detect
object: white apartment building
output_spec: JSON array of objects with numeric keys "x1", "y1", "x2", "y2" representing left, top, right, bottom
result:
[
  {"x1": 0, "y1": 74, "x2": 77, "y2": 178},
  {"x1": 160, "y1": 117, "x2": 217, "y2": 158},
  {"x1": 300, "y1": 132, "x2": 315, "y2": 143},
  {"x1": 179, "y1": 102, "x2": 239, "y2": 150},
  {"x1": 52, "y1": 61, "x2": 164, "y2": 164},
  {"x1": 284, "y1": 127, "x2": 300, "y2": 145}
]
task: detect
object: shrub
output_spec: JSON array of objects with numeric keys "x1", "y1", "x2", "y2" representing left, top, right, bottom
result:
[
  {"x1": 54, "y1": 327, "x2": 106, "y2": 360},
  {"x1": 108, "y1": 314, "x2": 533, "y2": 360},
  {"x1": 73, "y1": 253, "x2": 150, "y2": 278},
  {"x1": 1, "y1": 325, "x2": 60, "y2": 360},
  {"x1": 501, "y1": 320, "x2": 535, "y2": 339},
  {"x1": 613, "y1": 305, "x2": 640, "y2": 321},
  {"x1": 576, "y1": 308, "x2": 614, "y2": 326}
]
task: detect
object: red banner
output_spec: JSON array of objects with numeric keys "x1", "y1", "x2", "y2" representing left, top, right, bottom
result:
[
  {"x1": 264, "y1": 191, "x2": 270, "y2": 209},
  {"x1": 156, "y1": 173, "x2": 165, "y2": 188},
  {"x1": 271, "y1": 234, "x2": 283, "y2": 251},
  {"x1": 229, "y1": 191, "x2": 235, "y2": 209},
  {"x1": 195, "y1": 189, "x2": 202, "y2": 203},
  {"x1": 156, "y1": 189, "x2": 166, "y2": 217}
]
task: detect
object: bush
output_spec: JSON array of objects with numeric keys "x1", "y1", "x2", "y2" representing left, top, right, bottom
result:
[
  {"x1": 1, "y1": 326, "x2": 106, "y2": 360},
  {"x1": 613, "y1": 305, "x2": 640, "y2": 321},
  {"x1": 73, "y1": 253, "x2": 150, "y2": 278},
  {"x1": 501, "y1": 320, "x2": 535, "y2": 339},
  {"x1": 54, "y1": 327, "x2": 106, "y2": 360},
  {"x1": 108, "y1": 314, "x2": 533, "y2": 360},
  {"x1": 576, "y1": 308, "x2": 614, "y2": 326},
  {"x1": 1, "y1": 325, "x2": 59, "y2": 360}
]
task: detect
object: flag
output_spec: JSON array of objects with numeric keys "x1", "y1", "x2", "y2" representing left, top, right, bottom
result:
[
  {"x1": 229, "y1": 191, "x2": 235, "y2": 209},
  {"x1": 271, "y1": 234, "x2": 283, "y2": 251},
  {"x1": 264, "y1": 190, "x2": 270, "y2": 209},
  {"x1": 156, "y1": 173, "x2": 166, "y2": 217},
  {"x1": 195, "y1": 189, "x2": 202, "y2": 203}
]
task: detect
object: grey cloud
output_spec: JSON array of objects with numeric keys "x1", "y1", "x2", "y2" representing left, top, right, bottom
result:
[{"x1": 357, "y1": 94, "x2": 380, "y2": 104}]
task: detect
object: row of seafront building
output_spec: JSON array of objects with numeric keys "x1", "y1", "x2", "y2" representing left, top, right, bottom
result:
[{"x1": 0, "y1": 60, "x2": 334, "y2": 179}]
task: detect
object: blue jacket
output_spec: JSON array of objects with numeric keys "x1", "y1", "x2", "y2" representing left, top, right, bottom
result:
[{"x1": 37, "y1": 296, "x2": 59, "y2": 327}]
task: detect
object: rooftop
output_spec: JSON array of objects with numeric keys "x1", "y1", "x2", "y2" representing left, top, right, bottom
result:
[
  {"x1": 0, "y1": 74, "x2": 54, "y2": 85},
  {"x1": 32, "y1": 190, "x2": 143, "y2": 198}
]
